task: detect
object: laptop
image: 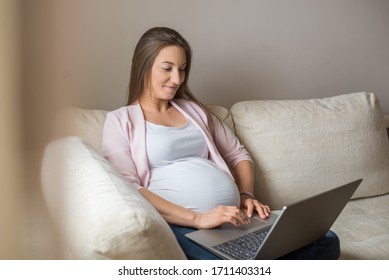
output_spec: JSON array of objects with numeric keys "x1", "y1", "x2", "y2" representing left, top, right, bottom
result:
[{"x1": 185, "y1": 179, "x2": 362, "y2": 260}]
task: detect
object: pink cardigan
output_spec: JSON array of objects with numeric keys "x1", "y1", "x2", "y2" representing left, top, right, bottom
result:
[{"x1": 101, "y1": 99, "x2": 252, "y2": 190}]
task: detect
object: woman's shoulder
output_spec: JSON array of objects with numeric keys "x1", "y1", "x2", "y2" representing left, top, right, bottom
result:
[
  {"x1": 108, "y1": 103, "x2": 140, "y2": 113},
  {"x1": 172, "y1": 98, "x2": 205, "y2": 113},
  {"x1": 107, "y1": 103, "x2": 142, "y2": 119},
  {"x1": 104, "y1": 103, "x2": 144, "y2": 132}
]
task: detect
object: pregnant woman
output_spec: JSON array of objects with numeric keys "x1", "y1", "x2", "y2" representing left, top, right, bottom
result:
[{"x1": 101, "y1": 27, "x2": 340, "y2": 260}]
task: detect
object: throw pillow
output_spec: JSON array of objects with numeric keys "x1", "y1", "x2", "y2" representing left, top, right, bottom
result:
[{"x1": 41, "y1": 136, "x2": 186, "y2": 259}]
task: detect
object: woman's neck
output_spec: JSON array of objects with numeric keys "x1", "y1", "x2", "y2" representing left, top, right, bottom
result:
[
  {"x1": 140, "y1": 98, "x2": 172, "y2": 114},
  {"x1": 139, "y1": 98, "x2": 187, "y2": 127}
]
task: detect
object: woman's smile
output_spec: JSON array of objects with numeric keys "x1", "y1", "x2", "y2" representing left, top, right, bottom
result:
[{"x1": 163, "y1": 85, "x2": 179, "y2": 92}]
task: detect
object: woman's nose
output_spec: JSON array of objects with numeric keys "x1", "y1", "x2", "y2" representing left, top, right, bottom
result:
[{"x1": 170, "y1": 69, "x2": 183, "y2": 84}]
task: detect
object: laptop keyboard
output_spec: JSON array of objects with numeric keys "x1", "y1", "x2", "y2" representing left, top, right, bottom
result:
[{"x1": 214, "y1": 229, "x2": 270, "y2": 260}]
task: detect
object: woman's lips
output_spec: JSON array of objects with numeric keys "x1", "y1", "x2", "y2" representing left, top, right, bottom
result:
[{"x1": 164, "y1": 85, "x2": 178, "y2": 92}]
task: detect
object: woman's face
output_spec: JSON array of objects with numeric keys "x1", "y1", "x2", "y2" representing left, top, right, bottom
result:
[{"x1": 145, "y1": 45, "x2": 186, "y2": 102}]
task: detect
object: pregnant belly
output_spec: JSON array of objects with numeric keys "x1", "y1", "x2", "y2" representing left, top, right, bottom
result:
[{"x1": 148, "y1": 158, "x2": 240, "y2": 213}]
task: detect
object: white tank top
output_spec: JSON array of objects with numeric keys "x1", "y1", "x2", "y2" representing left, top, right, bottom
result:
[{"x1": 146, "y1": 120, "x2": 240, "y2": 213}]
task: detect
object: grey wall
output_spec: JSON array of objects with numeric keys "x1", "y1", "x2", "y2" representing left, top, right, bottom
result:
[{"x1": 25, "y1": 0, "x2": 389, "y2": 116}]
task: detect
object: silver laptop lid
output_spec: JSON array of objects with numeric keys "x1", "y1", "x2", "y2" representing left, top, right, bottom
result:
[{"x1": 255, "y1": 179, "x2": 362, "y2": 259}]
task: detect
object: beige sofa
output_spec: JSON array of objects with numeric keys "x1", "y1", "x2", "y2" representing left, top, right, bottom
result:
[{"x1": 41, "y1": 92, "x2": 389, "y2": 259}]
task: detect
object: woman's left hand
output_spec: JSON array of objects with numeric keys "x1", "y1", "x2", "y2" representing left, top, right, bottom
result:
[
  {"x1": 233, "y1": 160, "x2": 270, "y2": 220},
  {"x1": 240, "y1": 196, "x2": 271, "y2": 220}
]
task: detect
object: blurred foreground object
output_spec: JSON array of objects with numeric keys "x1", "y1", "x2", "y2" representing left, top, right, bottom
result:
[{"x1": 0, "y1": 0, "x2": 24, "y2": 259}]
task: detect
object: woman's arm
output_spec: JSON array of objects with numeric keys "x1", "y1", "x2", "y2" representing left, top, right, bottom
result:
[
  {"x1": 233, "y1": 160, "x2": 270, "y2": 219},
  {"x1": 210, "y1": 113, "x2": 252, "y2": 167},
  {"x1": 209, "y1": 114, "x2": 270, "y2": 219},
  {"x1": 138, "y1": 188, "x2": 250, "y2": 229}
]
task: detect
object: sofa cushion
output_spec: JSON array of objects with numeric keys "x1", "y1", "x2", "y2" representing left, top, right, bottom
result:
[
  {"x1": 231, "y1": 92, "x2": 389, "y2": 209},
  {"x1": 385, "y1": 115, "x2": 389, "y2": 137},
  {"x1": 41, "y1": 136, "x2": 186, "y2": 259},
  {"x1": 384, "y1": 115, "x2": 389, "y2": 128},
  {"x1": 53, "y1": 108, "x2": 107, "y2": 153},
  {"x1": 208, "y1": 105, "x2": 235, "y2": 132},
  {"x1": 332, "y1": 194, "x2": 389, "y2": 259}
]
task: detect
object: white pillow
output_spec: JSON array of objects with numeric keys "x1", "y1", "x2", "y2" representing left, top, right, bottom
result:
[
  {"x1": 231, "y1": 92, "x2": 389, "y2": 209},
  {"x1": 41, "y1": 136, "x2": 186, "y2": 259}
]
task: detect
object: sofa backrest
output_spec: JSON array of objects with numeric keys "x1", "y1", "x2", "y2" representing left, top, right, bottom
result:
[
  {"x1": 52, "y1": 105, "x2": 233, "y2": 153},
  {"x1": 54, "y1": 92, "x2": 389, "y2": 209},
  {"x1": 231, "y1": 92, "x2": 389, "y2": 209},
  {"x1": 53, "y1": 108, "x2": 107, "y2": 153}
]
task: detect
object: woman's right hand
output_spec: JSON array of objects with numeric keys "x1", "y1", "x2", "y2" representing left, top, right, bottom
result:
[
  {"x1": 139, "y1": 188, "x2": 250, "y2": 229},
  {"x1": 194, "y1": 205, "x2": 250, "y2": 229}
]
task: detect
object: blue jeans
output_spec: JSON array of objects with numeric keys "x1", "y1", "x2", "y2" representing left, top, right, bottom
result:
[{"x1": 170, "y1": 225, "x2": 340, "y2": 260}]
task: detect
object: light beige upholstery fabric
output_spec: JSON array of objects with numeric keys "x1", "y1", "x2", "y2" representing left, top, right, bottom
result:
[
  {"x1": 53, "y1": 108, "x2": 107, "y2": 153},
  {"x1": 231, "y1": 92, "x2": 389, "y2": 209},
  {"x1": 332, "y1": 194, "x2": 389, "y2": 259},
  {"x1": 41, "y1": 136, "x2": 186, "y2": 259},
  {"x1": 208, "y1": 105, "x2": 235, "y2": 132},
  {"x1": 385, "y1": 115, "x2": 389, "y2": 128}
]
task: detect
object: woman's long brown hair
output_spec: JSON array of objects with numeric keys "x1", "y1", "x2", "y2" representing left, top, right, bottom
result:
[{"x1": 127, "y1": 27, "x2": 219, "y2": 137}]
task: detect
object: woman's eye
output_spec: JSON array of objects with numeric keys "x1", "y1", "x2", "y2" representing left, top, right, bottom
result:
[{"x1": 161, "y1": 67, "x2": 185, "y2": 73}]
